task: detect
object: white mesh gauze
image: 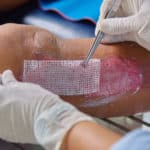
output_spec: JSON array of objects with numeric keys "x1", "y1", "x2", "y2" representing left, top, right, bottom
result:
[{"x1": 23, "y1": 59, "x2": 100, "y2": 96}]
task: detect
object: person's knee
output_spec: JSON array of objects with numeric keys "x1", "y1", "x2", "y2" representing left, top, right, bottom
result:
[{"x1": 0, "y1": 23, "x2": 61, "y2": 58}]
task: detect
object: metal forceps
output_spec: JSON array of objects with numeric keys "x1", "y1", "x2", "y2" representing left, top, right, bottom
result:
[{"x1": 83, "y1": 0, "x2": 117, "y2": 66}]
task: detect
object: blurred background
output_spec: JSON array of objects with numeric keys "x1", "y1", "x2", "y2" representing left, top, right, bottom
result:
[{"x1": 0, "y1": 0, "x2": 97, "y2": 38}]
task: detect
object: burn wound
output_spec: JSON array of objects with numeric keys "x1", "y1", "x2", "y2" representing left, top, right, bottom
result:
[
  {"x1": 23, "y1": 59, "x2": 101, "y2": 95},
  {"x1": 99, "y1": 56, "x2": 142, "y2": 97},
  {"x1": 23, "y1": 56, "x2": 142, "y2": 97}
]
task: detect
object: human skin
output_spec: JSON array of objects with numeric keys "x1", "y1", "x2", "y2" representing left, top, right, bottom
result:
[
  {"x1": 0, "y1": 0, "x2": 29, "y2": 11},
  {"x1": 59, "y1": 38, "x2": 150, "y2": 117},
  {"x1": 61, "y1": 121, "x2": 121, "y2": 150},
  {"x1": 0, "y1": 23, "x2": 150, "y2": 118}
]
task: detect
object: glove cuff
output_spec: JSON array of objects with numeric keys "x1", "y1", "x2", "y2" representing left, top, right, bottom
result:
[{"x1": 34, "y1": 97, "x2": 94, "y2": 150}]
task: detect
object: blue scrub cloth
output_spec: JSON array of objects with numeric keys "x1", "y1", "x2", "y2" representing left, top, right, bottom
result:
[
  {"x1": 111, "y1": 129, "x2": 150, "y2": 150},
  {"x1": 38, "y1": 0, "x2": 103, "y2": 23}
]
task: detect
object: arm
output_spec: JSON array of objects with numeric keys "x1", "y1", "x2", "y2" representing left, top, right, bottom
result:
[{"x1": 61, "y1": 121, "x2": 121, "y2": 150}]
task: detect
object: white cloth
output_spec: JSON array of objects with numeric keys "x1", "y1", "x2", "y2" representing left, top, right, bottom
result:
[
  {"x1": 96, "y1": 0, "x2": 150, "y2": 51},
  {"x1": 0, "y1": 70, "x2": 93, "y2": 150}
]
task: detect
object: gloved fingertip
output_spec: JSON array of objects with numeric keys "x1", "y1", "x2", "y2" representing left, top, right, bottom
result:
[
  {"x1": 0, "y1": 73, "x2": 2, "y2": 85},
  {"x1": 95, "y1": 20, "x2": 103, "y2": 36},
  {"x1": 99, "y1": 19, "x2": 110, "y2": 33},
  {"x1": 2, "y1": 70, "x2": 17, "y2": 85},
  {"x1": 98, "y1": 18, "x2": 121, "y2": 34}
]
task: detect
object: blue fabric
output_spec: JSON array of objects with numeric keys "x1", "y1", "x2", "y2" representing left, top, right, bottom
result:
[
  {"x1": 111, "y1": 129, "x2": 150, "y2": 150},
  {"x1": 38, "y1": 0, "x2": 103, "y2": 23}
]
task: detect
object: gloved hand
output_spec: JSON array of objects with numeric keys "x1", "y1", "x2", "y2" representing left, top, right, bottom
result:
[
  {"x1": 96, "y1": 0, "x2": 150, "y2": 51},
  {"x1": 0, "y1": 70, "x2": 93, "y2": 150}
]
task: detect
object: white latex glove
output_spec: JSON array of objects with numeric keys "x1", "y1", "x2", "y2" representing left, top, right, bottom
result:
[
  {"x1": 95, "y1": 0, "x2": 150, "y2": 51},
  {"x1": 0, "y1": 70, "x2": 93, "y2": 150}
]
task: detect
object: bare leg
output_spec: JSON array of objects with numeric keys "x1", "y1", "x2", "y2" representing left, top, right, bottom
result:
[
  {"x1": 0, "y1": 24, "x2": 150, "y2": 117},
  {"x1": 58, "y1": 39, "x2": 150, "y2": 117}
]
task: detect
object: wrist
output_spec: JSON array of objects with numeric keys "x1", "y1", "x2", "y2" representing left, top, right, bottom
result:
[{"x1": 34, "y1": 99, "x2": 94, "y2": 150}]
